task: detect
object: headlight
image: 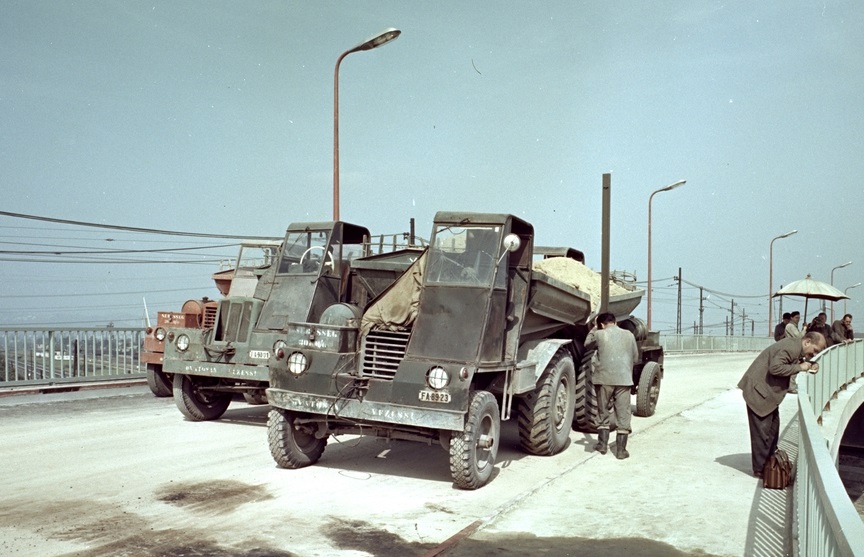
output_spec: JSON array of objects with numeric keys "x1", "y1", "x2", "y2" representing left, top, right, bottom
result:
[
  {"x1": 176, "y1": 334, "x2": 190, "y2": 352},
  {"x1": 286, "y1": 352, "x2": 308, "y2": 376},
  {"x1": 273, "y1": 340, "x2": 288, "y2": 359},
  {"x1": 426, "y1": 366, "x2": 450, "y2": 390},
  {"x1": 154, "y1": 328, "x2": 167, "y2": 341}
]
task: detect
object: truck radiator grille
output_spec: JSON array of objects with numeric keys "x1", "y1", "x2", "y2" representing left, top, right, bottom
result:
[
  {"x1": 215, "y1": 300, "x2": 253, "y2": 343},
  {"x1": 360, "y1": 329, "x2": 410, "y2": 380}
]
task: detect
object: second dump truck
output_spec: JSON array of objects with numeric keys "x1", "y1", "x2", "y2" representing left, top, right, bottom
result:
[{"x1": 267, "y1": 212, "x2": 663, "y2": 489}]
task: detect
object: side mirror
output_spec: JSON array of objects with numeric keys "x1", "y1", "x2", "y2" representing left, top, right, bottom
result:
[
  {"x1": 497, "y1": 234, "x2": 521, "y2": 265},
  {"x1": 502, "y1": 234, "x2": 521, "y2": 253}
]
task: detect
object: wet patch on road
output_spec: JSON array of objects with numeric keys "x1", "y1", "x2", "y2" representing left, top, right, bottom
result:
[
  {"x1": 0, "y1": 496, "x2": 297, "y2": 557},
  {"x1": 323, "y1": 518, "x2": 436, "y2": 556},
  {"x1": 439, "y1": 532, "x2": 721, "y2": 557},
  {"x1": 155, "y1": 479, "x2": 274, "y2": 514}
]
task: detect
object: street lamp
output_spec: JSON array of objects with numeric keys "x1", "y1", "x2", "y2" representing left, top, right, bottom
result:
[
  {"x1": 831, "y1": 261, "x2": 852, "y2": 322},
  {"x1": 333, "y1": 27, "x2": 401, "y2": 221},
  {"x1": 647, "y1": 179, "x2": 686, "y2": 331},
  {"x1": 768, "y1": 229, "x2": 797, "y2": 336},
  {"x1": 844, "y1": 283, "x2": 861, "y2": 316}
]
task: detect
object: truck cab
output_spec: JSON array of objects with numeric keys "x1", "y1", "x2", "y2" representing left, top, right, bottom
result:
[{"x1": 163, "y1": 222, "x2": 378, "y2": 420}]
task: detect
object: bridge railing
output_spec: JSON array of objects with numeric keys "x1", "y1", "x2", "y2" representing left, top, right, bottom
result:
[
  {"x1": 661, "y1": 333, "x2": 774, "y2": 353},
  {"x1": 0, "y1": 327, "x2": 144, "y2": 387},
  {"x1": 797, "y1": 340, "x2": 864, "y2": 556}
]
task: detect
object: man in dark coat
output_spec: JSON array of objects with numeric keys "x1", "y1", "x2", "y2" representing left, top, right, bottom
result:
[
  {"x1": 773, "y1": 312, "x2": 791, "y2": 342},
  {"x1": 737, "y1": 332, "x2": 825, "y2": 477},
  {"x1": 808, "y1": 312, "x2": 834, "y2": 347}
]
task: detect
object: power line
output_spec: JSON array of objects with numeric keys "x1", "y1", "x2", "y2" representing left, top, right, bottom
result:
[{"x1": 0, "y1": 210, "x2": 281, "y2": 240}]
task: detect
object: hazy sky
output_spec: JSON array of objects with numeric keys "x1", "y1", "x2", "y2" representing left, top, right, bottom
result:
[{"x1": 1, "y1": 1, "x2": 862, "y2": 333}]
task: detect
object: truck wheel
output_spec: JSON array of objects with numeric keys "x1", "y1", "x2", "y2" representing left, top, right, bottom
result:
[
  {"x1": 146, "y1": 363, "x2": 172, "y2": 398},
  {"x1": 172, "y1": 373, "x2": 232, "y2": 421},
  {"x1": 573, "y1": 350, "x2": 599, "y2": 432},
  {"x1": 268, "y1": 408, "x2": 326, "y2": 469},
  {"x1": 516, "y1": 350, "x2": 575, "y2": 455},
  {"x1": 243, "y1": 390, "x2": 268, "y2": 405},
  {"x1": 449, "y1": 391, "x2": 500, "y2": 490},
  {"x1": 635, "y1": 361, "x2": 661, "y2": 417}
]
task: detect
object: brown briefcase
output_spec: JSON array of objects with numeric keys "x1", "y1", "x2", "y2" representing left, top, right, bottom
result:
[{"x1": 762, "y1": 449, "x2": 792, "y2": 489}]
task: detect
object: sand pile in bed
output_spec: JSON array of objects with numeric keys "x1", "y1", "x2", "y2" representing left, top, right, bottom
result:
[{"x1": 533, "y1": 257, "x2": 633, "y2": 312}]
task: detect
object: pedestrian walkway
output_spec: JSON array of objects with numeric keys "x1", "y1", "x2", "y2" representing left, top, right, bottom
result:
[{"x1": 433, "y1": 353, "x2": 798, "y2": 557}]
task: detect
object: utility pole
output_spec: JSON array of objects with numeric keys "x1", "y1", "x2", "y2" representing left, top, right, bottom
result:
[
  {"x1": 741, "y1": 308, "x2": 746, "y2": 336},
  {"x1": 699, "y1": 287, "x2": 704, "y2": 335},
  {"x1": 729, "y1": 299, "x2": 736, "y2": 336},
  {"x1": 676, "y1": 267, "x2": 682, "y2": 334}
]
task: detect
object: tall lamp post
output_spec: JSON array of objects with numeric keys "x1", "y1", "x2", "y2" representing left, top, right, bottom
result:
[
  {"x1": 333, "y1": 28, "x2": 401, "y2": 221},
  {"x1": 844, "y1": 283, "x2": 861, "y2": 316},
  {"x1": 768, "y1": 229, "x2": 797, "y2": 336},
  {"x1": 831, "y1": 261, "x2": 852, "y2": 322},
  {"x1": 647, "y1": 179, "x2": 686, "y2": 331}
]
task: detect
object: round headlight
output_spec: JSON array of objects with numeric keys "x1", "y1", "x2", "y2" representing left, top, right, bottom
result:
[
  {"x1": 427, "y1": 366, "x2": 450, "y2": 390},
  {"x1": 154, "y1": 327, "x2": 167, "y2": 341},
  {"x1": 273, "y1": 340, "x2": 288, "y2": 359},
  {"x1": 286, "y1": 352, "x2": 308, "y2": 376},
  {"x1": 176, "y1": 334, "x2": 190, "y2": 352}
]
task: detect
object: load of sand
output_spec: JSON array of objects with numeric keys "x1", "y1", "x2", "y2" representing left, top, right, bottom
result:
[{"x1": 533, "y1": 257, "x2": 633, "y2": 312}]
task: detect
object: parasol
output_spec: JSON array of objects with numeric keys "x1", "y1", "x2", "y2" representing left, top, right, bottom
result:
[{"x1": 772, "y1": 274, "x2": 849, "y2": 323}]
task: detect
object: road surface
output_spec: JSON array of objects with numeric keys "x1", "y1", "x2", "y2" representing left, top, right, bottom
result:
[{"x1": 0, "y1": 352, "x2": 789, "y2": 557}]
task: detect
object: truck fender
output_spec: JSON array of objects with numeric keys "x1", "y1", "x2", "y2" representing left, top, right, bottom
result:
[{"x1": 516, "y1": 339, "x2": 572, "y2": 388}]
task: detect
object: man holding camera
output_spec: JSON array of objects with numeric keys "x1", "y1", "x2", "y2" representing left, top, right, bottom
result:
[{"x1": 737, "y1": 332, "x2": 826, "y2": 477}]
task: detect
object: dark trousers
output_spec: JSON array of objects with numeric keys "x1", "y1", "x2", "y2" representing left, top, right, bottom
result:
[
  {"x1": 595, "y1": 385, "x2": 632, "y2": 434},
  {"x1": 746, "y1": 405, "x2": 780, "y2": 475}
]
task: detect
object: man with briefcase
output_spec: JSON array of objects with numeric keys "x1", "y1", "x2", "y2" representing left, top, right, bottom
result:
[{"x1": 737, "y1": 332, "x2": 826, "y2": 480}]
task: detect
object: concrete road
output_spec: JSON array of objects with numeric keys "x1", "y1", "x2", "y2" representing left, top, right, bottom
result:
[{"x1": 0, "y1": 352, "x2": 787, "y2": 557}]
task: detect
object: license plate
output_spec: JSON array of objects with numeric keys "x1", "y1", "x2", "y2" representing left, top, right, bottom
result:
[
  {"x1": 419, "y1": 390, "x2": 451, "y2": 403},
  {"x1": 249, "y1": 350, "x2": 271, "y2": 360}
]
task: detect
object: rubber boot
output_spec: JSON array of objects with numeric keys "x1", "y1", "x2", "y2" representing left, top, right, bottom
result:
[
  {"x1": 615, "y1": 433, "x2": 629, "y2": 460},
  {"x1": 594, "y1": 429, "x2": 609, "y2": 455}
]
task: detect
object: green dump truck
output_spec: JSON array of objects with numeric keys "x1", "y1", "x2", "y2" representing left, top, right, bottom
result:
[{"x1": 267, "y1": 212, "x2": 662, "y2": 488}]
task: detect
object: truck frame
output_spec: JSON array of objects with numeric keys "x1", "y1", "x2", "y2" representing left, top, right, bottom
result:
[{"x1": 266, "y1": 212, "x2": 663, "y2": 489}]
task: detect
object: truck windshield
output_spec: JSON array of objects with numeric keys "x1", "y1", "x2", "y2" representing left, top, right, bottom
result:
[
  {"x1": 426, "y1": 225, "x2": 504, "y2": 287},
  {"x1": 237, "y1": 244, "x2": 280, "y2": 270},
  {"x1": 276, "y1": 231, "x2": 330, "y2": 275}
]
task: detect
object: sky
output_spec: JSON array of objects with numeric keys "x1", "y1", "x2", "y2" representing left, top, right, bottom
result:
[{"x1": 1, "y1": 1, "x2": 862, "y2": 334}]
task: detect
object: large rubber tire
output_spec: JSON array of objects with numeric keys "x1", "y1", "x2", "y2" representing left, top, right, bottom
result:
[
  {"x1": 635, "y1": 361, "x2": 662, "y2": 417},
  {"x1": 516, "y1": 350, "x2": 576, "y2": 455},
  {"x1": 172, "y1": 373, "x2": 232, "y2": 421},
  {"x1": 573, "y1": 350, "x2": 599, "y2": 433},
  {"x1": 146, "y1": 363, "x2": 172, "y2": 398},
  {"x1": 449, "y1": 391, "x2": 500, "y2": 490},
  {"x1": 268, "y1": 408, "x2": 327, "y2": 469}
]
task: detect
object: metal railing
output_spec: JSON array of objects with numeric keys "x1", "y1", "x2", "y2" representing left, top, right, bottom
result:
[
  {"x1": 796, "y1": 340, "x2": 864, "y2": 556},
  {"x1": 660, "y1": 333, "x2": 774, "y2": 353},
  {"x1": 1, "y1": 327, "x2": 144, "y2": 387}
]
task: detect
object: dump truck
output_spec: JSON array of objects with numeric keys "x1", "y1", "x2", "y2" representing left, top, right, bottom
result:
[
  {"x1": 162, "y1": 221, "x2": 423, "y2": 421},
  {"x1": 266, "y1": 211, "x2": 663, "y2": 489}
]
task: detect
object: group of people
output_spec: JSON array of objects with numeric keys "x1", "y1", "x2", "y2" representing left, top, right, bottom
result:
[
  {"x1": 741, "y1": 310, "x2": 855, "y2": 479},
  {"x1": 773, "y1": 310, "x2": 854, "y2": 345}
]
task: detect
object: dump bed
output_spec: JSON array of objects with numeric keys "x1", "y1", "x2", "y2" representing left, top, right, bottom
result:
[{"x1": 529, "y1": 259, "x2": 645, "y2": 327}]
